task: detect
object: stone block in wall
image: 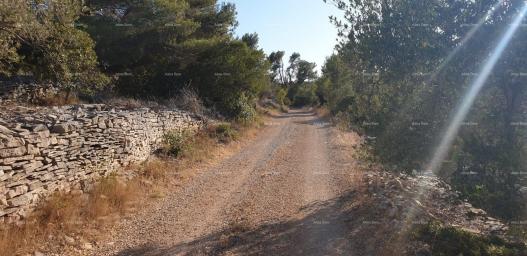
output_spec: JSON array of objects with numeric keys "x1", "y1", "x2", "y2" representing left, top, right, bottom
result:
[
  {"x1": 0, "y1": 196, "x2": 7, "y2": 208},
  {"x1": 28, "y1": 181, "x2": 43, "y2": 191},
  {"x1": 1, "y1": 155, "x2": 33, "y2": 165},
  {"x1": 8, "y1": 193, "x2": 31, "y2": 207},
  {"x1": 6, "y1": 185, "x2": 28, "y2": 199},
  {"x1": 0, "y1": 125, "x2": 14, "y2": 135},
  {"x1": 0, "y1": 134, "x2": 25, "y2": 149},
  {"x1": 22, "y1": 161, "x2": 43, "y2": 173},
  {"x1": 50, "y1": 123, "x2": 71, "y2": 134},
  {"x1": 0, "y1": 146, "x2": 27, "y2": 158}
]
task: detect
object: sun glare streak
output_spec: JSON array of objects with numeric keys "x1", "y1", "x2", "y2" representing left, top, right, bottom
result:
[
  {"x1": 426, "y1": 3, "x2": 527, "y2": 174},
  {"x1": 388, "y1": 0, "x2": 505, "y2": 134},
  {"x1": 399, "y1": 2, "x2": 527, "y2": 239},
  {"x1": 428, "y1": 0, "x2": 504, "y2": 82}
]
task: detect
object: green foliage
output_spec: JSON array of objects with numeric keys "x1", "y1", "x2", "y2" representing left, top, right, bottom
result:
[
  {"x1": 0, "y1": 0, "x2": 109, "y2": 95},
  {"x1": 267, "y1": 51, "x2": 318, "y2": 106},
  {"x1": 162, "y1": 129, "x2": 195, "y2": 157},
  {"x1": 268, "y1": 51, "x2": 286, "y2": 84},
  {"x1": 414, "y1": 221, "x2": 527, "y2": 256},
  {"x1": 211, "y1": 123, "x2": 238, "y2": 143},
  {"x1": 290, "y1": 83, "x2": 319, "y2": 107},
  {"x1": 186, "y1": 40, "x2": 270, "y2": 119},
  {"x1": 80, "y1": 0, "x2": 269, "y2": 120},
  {"x1": 268, "y1": 52, "x2": 317, "y2": 87},
  {"x1": 241, "y1": 33, "x2": 259, "y2": 49},
  {"x1": 275, "y1": 87, "x2": 288, "y2": 106},
  {"x1": 322, "y1": 0, "x2": 527, "y2": 218},
  {"x1": 223, "y1": 93, "x2": 258, "y2": 124}
]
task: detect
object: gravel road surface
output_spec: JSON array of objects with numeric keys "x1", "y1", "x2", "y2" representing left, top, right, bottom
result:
[{"x1": 92, "y1": 109, "x2": 363, "y2": 256}]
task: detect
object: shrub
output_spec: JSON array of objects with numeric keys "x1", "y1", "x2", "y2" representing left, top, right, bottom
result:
[
  {"x1": 0, "y1": 1, "x2": 110, "y2": 98},
  {"x1": 414, "y1": 221, "x2": 527, "y2": 256},
  {"x1": 275, "y1": 87, "x2": 288, "y2": 106},
  {"x1": 289, "y1": 83, "x2": 319, "y2": 107},
  {"x1": 212, "y1": 123, "x2": 239, "y2": 143},
  {"x1": 223, "y1": 93, "x2": 258, "y2": 124},
  {"x1": 161, "y1": 129, "x2": 195, "y2": 158}
]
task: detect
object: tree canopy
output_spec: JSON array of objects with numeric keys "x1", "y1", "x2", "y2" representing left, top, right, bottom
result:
[
  {"x1": 0, "y1": 0, "x2": 273, "y2": 121},
  {"x1": 321, "y1": 0, "x2": 527, "y2": 219}
]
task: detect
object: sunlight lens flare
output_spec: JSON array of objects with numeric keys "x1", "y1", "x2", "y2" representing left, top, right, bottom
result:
[
  {"x1": 426, "y1": 3, "x2": 527, "y2": 174},
  {"x1": 400, "y1": 3, "x2": 527, "y2": 237},
  {"x1": 388, "y1": 1, "x2": 505, "y2": 136},
  {"x1": 427, "y1": 0, "x2": 505, "y2": 81}
]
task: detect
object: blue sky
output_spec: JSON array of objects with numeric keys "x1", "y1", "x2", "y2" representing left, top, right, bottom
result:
[{"x1": 223, "y1": 0, "x2": 344, "y2": 73}]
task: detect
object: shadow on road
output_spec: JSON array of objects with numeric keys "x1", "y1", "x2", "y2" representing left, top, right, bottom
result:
[{"x1": 115, "y1": 190, "x2": 402, "y2": 256}]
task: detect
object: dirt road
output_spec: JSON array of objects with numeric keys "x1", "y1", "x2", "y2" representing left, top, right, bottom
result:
[{"x1": 93, "y1": 109, "x2": 367, "y2": 256}]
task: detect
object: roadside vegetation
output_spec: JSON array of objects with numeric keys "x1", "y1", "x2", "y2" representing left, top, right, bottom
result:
[
  {"x1": 4, "y1": 0, "x2": 526, "y2": 254},
  {"x1": 313, "y1": 0, "x2": 527, "y2": 253},
  {"x1": 0, "y1": 174, "x2": 141, "y2": 256},
  {"x1": 413, "y1": 222, "x2": 527, "y2": 256},
  {"x1": 318, "y1": 0, "x2": 527, "y2": 222}
]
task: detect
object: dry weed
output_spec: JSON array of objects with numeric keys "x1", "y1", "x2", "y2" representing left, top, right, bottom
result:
[
  {"x1": 36, "y1": 91, "x2": 80, "y2": 106},
  {"x1": 0, "y1": 175, "x2": 141, "y2": 256}
]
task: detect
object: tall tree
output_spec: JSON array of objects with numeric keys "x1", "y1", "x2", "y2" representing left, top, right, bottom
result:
[
  {"x1": 268, "y1": 51, "x2": 286, "y2": 84},
  {"x1": 296, "y1": 60, "x2": 317, "y2": 84}
]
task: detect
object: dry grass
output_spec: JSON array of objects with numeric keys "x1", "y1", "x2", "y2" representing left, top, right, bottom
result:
[
  {"x1": 167, "y1": 88, "x2": 206, "y2": 116},
  {"x1": 106, "y1": 97, "x2": 163, "y2": 110},
  {"x1": 84, "y1": 176, "x2": 140, "y2": 218},
  {"x1": 36, "y1": 91, "x2": 80, "y2": 106},
  {"x1": 160, "y1": 129, "x2": 217, "y2": 163},
  {"x1": 141, "y1": 159, "x2": 171, "y2": 182},
  {"x1": 0, "y1": 175, "x2": 142, "y2": 256},
  {"x1": 315, "y1": 107, "x2": 330, "y2": 119}
]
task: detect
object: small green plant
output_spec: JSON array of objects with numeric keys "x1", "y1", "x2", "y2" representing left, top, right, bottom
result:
[
  {"x1": 275, "y1": 87, "x2": 288, "y2": 106},
  {"x1": 212, "y1": 123, "x2": 239, "y2": 143},
  {"x1": 413, "y1": 221, "x2": 527, "y2": 256},
  {"x1": 162, "y1": 129, "x2": 195, "y2": 157}
]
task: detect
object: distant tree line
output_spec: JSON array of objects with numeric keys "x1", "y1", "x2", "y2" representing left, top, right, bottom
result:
[
  {"x1": 321, "y1": 0, "x2": 527, "y2": 219},
  {"x1": 268, "y1": 51, "x2": 318, "y2": 106}
]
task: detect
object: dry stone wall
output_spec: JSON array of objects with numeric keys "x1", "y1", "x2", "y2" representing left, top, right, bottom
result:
[{"x1": 0, "y1": 104, "x2": 203, "y2": 222}]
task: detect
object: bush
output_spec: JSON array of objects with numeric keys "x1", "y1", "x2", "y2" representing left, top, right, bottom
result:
[
  {"x1": 161, "y1": 129, "x2": 196, "y2": 157},
  {"x1": 0, "y1": 1, "x2": 110, "y2": 98},
  {"x1": 212, "y1": 123, "x2": 239, "y2": 143},
  {"x1": 288, "y1": 83, "x2": 319, "y2": 107},
  {"x1": 222, "y1": 93, "x2": 258, "y2": 124},
  {"x1": 275, "y1": 87, "x2": 288, "y2": 106},
  {"x1": 414, "y1": 221, "x2": 527, "y2": 256}
]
